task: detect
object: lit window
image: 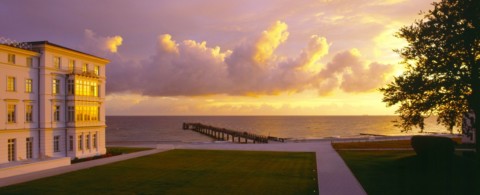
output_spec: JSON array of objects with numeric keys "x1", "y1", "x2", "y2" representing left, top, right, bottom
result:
[
  {"x1": 26, "y1": 57, "x2": 33, "y2": 67},
  {"x1": 25, "y1": 79, "x2": 32, "y2": 93},
  {"x1": 54, "y1": 136, "x2": 60, "y2": 152},
  {"x1": 8, "y1": 54, "x2": 15, "y2": 64},
  {"x1": 26, "y1": 105, "x2": 33, "y2": 123},
  {"x1": 7, "y1": 76, "x2": 16, "y2": 91},
  {"x1": 94, "y1": 65, "x2": 99, "y2": 76},
  {"x1": 7, "y1": 104, "x2": 16, "y2": 123},
  {"x1": 53, "y1": 105, "x2": 61, "y2": 122},
  {"x1": 53, "y1": 79, "x2": 60, "y2": 94},
  {"x1": 69, "y1": 59, "x2": 75, "y2": 72},
  {"x1": 82, "y1": 63, "x2": 88, "y2": 73},
  {"x1": 53, "y1": 56, "x2": 61, "y2": 69},
  {"x1": 26, "y1": 137, "x2": 33, "y2": 159}
]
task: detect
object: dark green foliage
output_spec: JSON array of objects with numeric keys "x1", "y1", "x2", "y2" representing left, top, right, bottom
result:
[
  {"x1": 380, "y1": 0, "x2": 480, "y2": 138},
  {"x1": 411, "y1": 136, "x2": 455, "y2": 158}
]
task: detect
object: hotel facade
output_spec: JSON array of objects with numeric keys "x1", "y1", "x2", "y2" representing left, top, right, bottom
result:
[{"x1": 0, "y1": 41, "x2": 108, "y2": 165}]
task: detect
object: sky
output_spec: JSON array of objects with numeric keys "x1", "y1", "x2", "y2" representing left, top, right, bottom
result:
[{"x1": 1, "y1": 0, "x2": 437, "y2": 116}]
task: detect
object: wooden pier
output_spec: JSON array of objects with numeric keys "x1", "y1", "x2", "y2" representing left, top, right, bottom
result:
[{"x1": 182, "y1": 123, "x2": 285, "y2": 144}]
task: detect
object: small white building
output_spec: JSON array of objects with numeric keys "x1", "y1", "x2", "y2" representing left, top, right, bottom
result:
[{"x1": 0, "y1": 41, "x2": 108, "y2": 165}]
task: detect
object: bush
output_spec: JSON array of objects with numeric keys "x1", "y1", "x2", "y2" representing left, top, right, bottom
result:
[{"x1": 411, "y1": 136, "x2": 455, "y2": 158}]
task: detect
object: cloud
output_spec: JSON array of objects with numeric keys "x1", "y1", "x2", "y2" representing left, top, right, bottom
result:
[
  {"x1": 83, "y1": 29, "x2": 123, "y2": 53},
  {"x1": 253, "y1": 21, "x2": 289, "y2": 64},
  {"x1": 83, "y1": 22, "x2": 393, "y2": 97},
  {"x1": 316, "y1": 49, "x2": 395, "y2": 94},
  {"x1": 158, "y1": 34, "x2": 179, "y2": 54},
  {"x1": 105, "y1": 36, "x2": 123, "y2": 53}
]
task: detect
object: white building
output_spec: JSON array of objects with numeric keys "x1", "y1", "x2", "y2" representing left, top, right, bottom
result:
[{"x1": 0, "y1": 41, "x2": 108, "y2": 165}]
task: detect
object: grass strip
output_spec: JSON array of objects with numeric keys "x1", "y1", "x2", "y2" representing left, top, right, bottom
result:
[
  {"x1": 0, "y1": 149, "x2": 318, "y2": 195},
  {"x1": 338, "y1": 150, "x2": 478, "y2": 195},
  {"x1": 332, "y1": 140, "x2": 412, "y2": 149},
  {"x1": 332, "y1": 137, "x2": 462, "y2": 150},
  {"x1": 106, "y1": 147, "x2": 152, "y2": 155},
  {"x1": 71, "y1": 147, "x2": 152, "y2": 163}
]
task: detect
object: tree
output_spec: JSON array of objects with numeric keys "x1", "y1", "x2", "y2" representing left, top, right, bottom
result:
[{"x1": 380, "y1": 0, "x2": 479, "y2": 152}]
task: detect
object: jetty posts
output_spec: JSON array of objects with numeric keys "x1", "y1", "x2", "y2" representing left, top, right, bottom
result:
[{"x1": 182, "y1": 123, "x2": 285, "y2": 144}]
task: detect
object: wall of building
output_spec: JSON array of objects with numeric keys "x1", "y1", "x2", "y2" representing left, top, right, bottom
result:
[{"x1": 1, "y1": 42, "x2": 109, "y2": 165}]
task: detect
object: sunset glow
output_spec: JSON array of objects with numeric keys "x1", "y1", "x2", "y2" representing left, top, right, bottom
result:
[{"x1": 1, "y1": 0, "x2": 436, "y2": 116}]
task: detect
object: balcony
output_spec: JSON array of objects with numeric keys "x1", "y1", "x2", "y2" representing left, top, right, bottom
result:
[{"x1": 67, "y1": 69, "x2": 100, "y2": 78}]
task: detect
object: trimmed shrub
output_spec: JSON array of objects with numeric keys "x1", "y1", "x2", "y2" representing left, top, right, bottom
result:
[{"x1": 411, "y1": 136, "x2": 455, "y2": 158}]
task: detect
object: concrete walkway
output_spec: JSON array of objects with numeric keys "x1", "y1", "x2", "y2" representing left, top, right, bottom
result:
[
  {"x1": 0, "y1": 148, "x2": 167, "y2": 188},
  {"x1": 0, "y1": 142, "x2": 366, "y2": 195},
  {"x1": 173, "y1": 141, "x2": 366, "y2": 195}
]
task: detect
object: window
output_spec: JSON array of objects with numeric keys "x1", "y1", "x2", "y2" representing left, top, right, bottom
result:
[
  {"x1": 7, "y1": 76, "x2": 16, "y2": 91},
  {"x1": 78, "y1": 135, "x2": 83, "y2": 150},
  {"x1": 82, "y1": 63, "x2": 88, "y2": 73},
  {"x1": 25, "y1": 105, "x2": 33, "y2": 123},
  {"x1": 54, "y1": 136, "x2": 60, "y2": 152},
  {"x1": 69, "y1": 136, "x2": 74, "y2": 151},
  {"x1": 89, "y1": 85, "x2": 95, "y2": 96},
  {"x1": 74, "y1": 79, "x2": 99, "y2": 97},
  {"x1": 53, "y1": 105, "x2": 60, "y2": 122},
  {"x1": 26, "y1": 57, "x2": 33, "y2": 67},
  {"x1": 97, "y1": 85, "x2": 100, "y2": 97},
  {"x1": 8, "y1": 139, "x2": 16, "y2": 161},
  {"x1": 7, "y1": 104, "x2": 16, "y2": 123},
  {"x1": 26, "y1": 137, "x2": 33, "y2": 159},
  {"x1": 25, "y1": 79, "x2": 32, "y2": 93},
  {"x1": 67, "y1": 80, "x2": 74, "y2": 95},
  {"x1": 97, "y1": 106, "x2": 101, "y2": 121},
  {"x1": 75, "y1": 106, "x2": 99, "y2": 122},
  {"x1": 52, "y1": 79, "x2": 60, "y2": 94},
  {"x1": 8, "y1": 54, "x2": 15, "y2": 64},
  {"x1": 93, "y1": 133, "x2": 98, "y2": 149},
  {"x1": 69, "y1": 59, "x2": 75, "y2": 72},
  {"x1": 94, "y1": 65, "x2": 99, "y2": 76},
  {"x1": 53, "y1": 56, "x2": 61, "y2": 69},
  {"x1": 68, "y1": 106, "x2": 75, "y2": 122},
  {"x1": 86, "y1": 134, "x2": 91, "y2": 150}
]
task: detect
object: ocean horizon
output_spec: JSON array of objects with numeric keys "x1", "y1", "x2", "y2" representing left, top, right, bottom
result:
[{"x1": 106, "y1": 115, "x2": 458, "y2": 144}]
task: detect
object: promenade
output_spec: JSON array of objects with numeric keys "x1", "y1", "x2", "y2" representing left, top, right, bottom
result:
[{"x1": 0, "y1": 141, "x2": 366, "y2": 195}]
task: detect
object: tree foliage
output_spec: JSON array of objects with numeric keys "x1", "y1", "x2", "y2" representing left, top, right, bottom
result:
[{"x1": 381, "y1": 0, "x2": 480, "y2": 133}]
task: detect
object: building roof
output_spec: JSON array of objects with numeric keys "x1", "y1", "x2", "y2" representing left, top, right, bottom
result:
[{"x1": 28, "y1": 41, "x2": 109, "y2": 62}]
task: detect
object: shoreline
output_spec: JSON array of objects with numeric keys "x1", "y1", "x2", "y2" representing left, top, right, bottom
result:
[{"x1": 106, "y1": 133, "x2": 462, "y2": 148}]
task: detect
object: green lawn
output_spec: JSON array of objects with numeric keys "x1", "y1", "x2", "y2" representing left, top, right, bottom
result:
[
  {"x1": 338, "y1": 150, "x2": 479, "y2": 195},
  {"x1": 0, "y1": 150, "x2": 318, "y2": 195}
]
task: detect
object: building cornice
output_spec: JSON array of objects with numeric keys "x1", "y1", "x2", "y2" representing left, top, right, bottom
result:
[
  {"x1": 29, "y1": 41, "x2": 110, "y2": 65},
  {"x1": 3, "y1": 99, "x2": 20, "y2": 102},
  {"x1": 0, "y1": 44, "x2": 40, "y2": 56}
]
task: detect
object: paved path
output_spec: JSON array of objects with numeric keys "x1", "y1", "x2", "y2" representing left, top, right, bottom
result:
[
  {"x1": 0, "y1": 149, "x2": 167, "y2": 188},
  {"x1": 172, "y1": 141, "x2": 367, "y2": 195}
]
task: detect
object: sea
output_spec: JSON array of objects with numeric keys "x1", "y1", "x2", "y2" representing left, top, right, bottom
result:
[{"x1": 105, "y1": 116, "x2": 459, "y2": 144}]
